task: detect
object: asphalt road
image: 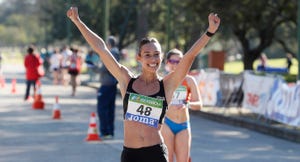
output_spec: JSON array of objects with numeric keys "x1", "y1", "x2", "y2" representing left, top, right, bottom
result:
[{"x1": 0, "y1": 64, "x2": 300, "y2": 162}]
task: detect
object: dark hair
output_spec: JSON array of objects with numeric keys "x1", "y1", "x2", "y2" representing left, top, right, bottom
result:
[
  {"x1": 166, "y1": 48, "x2": 183, "y2": 60},
  {"x1": 27, "y1": 45, "x2": 35, "y2": 54},
  {"x1": 107, "y1": 36, "x2": 117, "y2": 47},
  {"x1": 71, "y1": 47, "x2": 78, "y2": 53},
  {"x1": 138, "y1": 37, "x2": 160, "y2": 56}
]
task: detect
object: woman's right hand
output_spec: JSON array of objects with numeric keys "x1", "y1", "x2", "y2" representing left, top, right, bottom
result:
[{"x1": 67, "y1": 7, "x2": 79, "y2": 22}]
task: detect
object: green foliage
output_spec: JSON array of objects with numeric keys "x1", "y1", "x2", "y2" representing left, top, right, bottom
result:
[
  {"x1": 0, "y1": 0, "x2": 298, "y2": 75},
  {"x1": 36, "y1": 0, "x2": 72, "y2": 44},
  {"x1": 226, "y1": 0, "x2": 297, "y2": 69},
  {"x1": 283, "y1": 74, "x2": 297, "y2": 83},
  {"x1": 0, "y1": 14, "x2": 43, "y2": 45},
  {"x1": 110, "y1": 0, "x2": 138, "y2": 49},
  {"x1": 0, "y1": 0, "x2": 45, "y2": 46}
]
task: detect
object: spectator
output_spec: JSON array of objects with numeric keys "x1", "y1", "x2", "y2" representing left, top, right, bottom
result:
[
  {"x1": 97, "y1": 36, "x2": 120, "y2": 139},
  {"x1": 85, "y1": 50, "x2": 100, "y2": 82},
  {"x1": 259, "y1": 53, "x2": 268, "y2": 70},
  {"x1": 286, "y1": 53, "x2": 293, "y2": 72},
  {"x1": 24, "y1": 45, "x2": 41, "y2": 101},
  {"x1": 40, "y1": 48, "x2": 51, "y2": 76}
]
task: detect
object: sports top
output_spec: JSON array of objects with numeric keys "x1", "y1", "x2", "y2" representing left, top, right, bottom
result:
[{"x1": 123, "y1": 77, "x2": 168, "y2": 128}]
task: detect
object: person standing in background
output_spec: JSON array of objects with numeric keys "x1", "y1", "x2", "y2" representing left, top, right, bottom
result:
[
  {"x1": 286, "y1": 53, "x2": 293, "y2": 72},
  {"x1": 162, "y1": 48, "x2": 203, "y2": 162},
  {"x1": 85, "y1": 50, "x2": 100, "y2": 82},
  {"x1": 259, "y1": 53, "x2": 268, "y2": 70},
  {"x1": 24, "y1": 45, "x2": 41, "y2": 101},
  {"x1": 97, "y1": 36, "x2": 120, "y2": 139},
  {"x1": 40, "y1": 48, "x2": 51, "y2": 76}
]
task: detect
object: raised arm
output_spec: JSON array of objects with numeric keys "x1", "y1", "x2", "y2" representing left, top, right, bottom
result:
[
  {"x1": 187, "y1": 75, "x2": 202, "y2": 110},
  {"x1": 164, "y1": 13, "x2": 220, "y2": 97},
  {"x1": 67, "y1": 7, "x2": 132, "y2": 92}
]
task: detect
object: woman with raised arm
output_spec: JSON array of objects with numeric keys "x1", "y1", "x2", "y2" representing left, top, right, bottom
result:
[{"x1": 67, "y1": 7, "x2": 220, "y2": 162}]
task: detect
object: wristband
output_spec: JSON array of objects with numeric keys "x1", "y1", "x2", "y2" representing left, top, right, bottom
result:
[{"x1": 206, "y1": 31, "x2": 215, "y2": 37}]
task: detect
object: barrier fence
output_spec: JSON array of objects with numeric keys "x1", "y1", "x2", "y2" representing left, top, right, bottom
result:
[{"x1": 190, "y1": 69, "x2": 300, "y2": 127}]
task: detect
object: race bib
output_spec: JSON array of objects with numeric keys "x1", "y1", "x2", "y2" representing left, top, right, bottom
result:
[
  {"x1": 170, "y1": 85, "x2": 187, "y2": 105},
  {"x1": 125, "y1": 93, "x2": 163, "y2": 128}
]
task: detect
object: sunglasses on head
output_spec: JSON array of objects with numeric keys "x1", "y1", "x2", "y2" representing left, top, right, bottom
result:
[{"x1": 168, "y1": 59, "x2": 180, "y2": 64}]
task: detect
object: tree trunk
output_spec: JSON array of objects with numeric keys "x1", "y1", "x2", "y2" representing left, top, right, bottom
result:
[{"x1": 243, "y1": 51, "x2": 259, "y2": 70}]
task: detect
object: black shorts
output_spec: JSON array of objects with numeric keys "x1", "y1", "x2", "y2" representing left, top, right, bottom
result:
[
  {"x1": 68, "y1": 70, "x2": 79, "y2": 76},
  {"x1": 121, "y1": 143, "x2": 168, "y2": 162}
]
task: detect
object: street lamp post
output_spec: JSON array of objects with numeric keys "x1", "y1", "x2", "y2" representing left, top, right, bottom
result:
[{"x1": 102, "y1": 0, "x2": 109, "y2": 41}]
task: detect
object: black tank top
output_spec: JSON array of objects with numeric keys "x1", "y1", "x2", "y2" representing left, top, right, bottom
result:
[{"x1": 123, "y1": 77, "x2": 168, "y2": 126}]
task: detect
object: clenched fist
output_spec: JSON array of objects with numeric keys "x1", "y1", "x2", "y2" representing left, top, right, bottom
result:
[
  {"x1": 67, "y1": 7, "x2": 79, "y2": 22},
  {"x1": 207, "y1": 13, "x2": 221, "y2": 34}
]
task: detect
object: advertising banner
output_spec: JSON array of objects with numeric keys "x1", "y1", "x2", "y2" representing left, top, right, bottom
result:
[
  {"x1": 191, "y1": 69, "x2": 220, "y2": 106},
  {"x1": 219, "y1": 73, "x2": 244, "y2": 107},
  {"x1": 266, "y1": 82, "x2": 300, "y2": 126},
  {"x1": 242, "y1": 72, "x2": 276, "y2": 115}
]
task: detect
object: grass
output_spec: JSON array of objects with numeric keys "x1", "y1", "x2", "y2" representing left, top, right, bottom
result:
[
  {"x1": 224, "y1": 58, "x2": 299, "y2": 75},
  {"x1": 1, "y1": 51, "x2": 24, "y2": 64}
]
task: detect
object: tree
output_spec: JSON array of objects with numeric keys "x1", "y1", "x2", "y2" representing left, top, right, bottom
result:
[
  {"x1": 37, "y1": 0, "x2": 74, "y2": 45},
  {"x1": 110, "y1": 0, "x2": 138, "y2": 49},
  {"x1": 1, "y1": 0, "x2": 296, "y2": 72},
  {"x1": 233, "y1": 0, "x2": 296, "y2": 70},
  {"x1": 0, "y1": 0, "x2": 45, "y2": 46},
  {"x1": 187, "y1": 0, "x2": 296, "y2": 70}
]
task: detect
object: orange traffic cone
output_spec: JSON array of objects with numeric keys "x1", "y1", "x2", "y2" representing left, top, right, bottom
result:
[
  {"x1": 32, "y1": 82, "x2": 45, "y2": 110},
  {"x1": 11, "y1": 79, "x2": 16, "y2": 94},
  {"x1": 85, "y1": 112, "x2": 101, "y2": 141},
  {"x1": 52, "y1": 96, "x2": 61, "y2": 119},
  {"x1": 0, "y1": 75, "x2": 5, "y2": 88}
]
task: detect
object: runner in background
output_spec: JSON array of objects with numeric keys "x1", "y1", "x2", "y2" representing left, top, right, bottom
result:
[
  {"x1": 68, "y1": 47, "x2": 82, "y2": 96},
  {"x1": 61, "y1": 45, "x2": 72, "y2": 86},
  {"x1": 162, "y1": 48, "x2": 203, "y2": 162}
]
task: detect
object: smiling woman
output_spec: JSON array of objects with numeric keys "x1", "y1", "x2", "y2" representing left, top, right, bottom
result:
[{"x1": 67, "y1": 6, "x2": 220, "y2": 162}]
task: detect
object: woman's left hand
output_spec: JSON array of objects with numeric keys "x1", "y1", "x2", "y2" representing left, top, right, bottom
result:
[{"x1": 207, "y1": 13, "x2": 221, "y2": 33}]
